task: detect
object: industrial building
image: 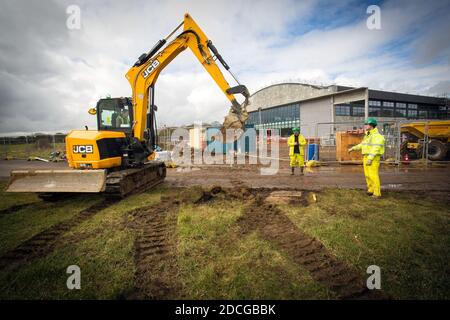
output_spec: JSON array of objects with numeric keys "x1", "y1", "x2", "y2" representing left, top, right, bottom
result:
[{"x1": 246, "y1": 83, "x2": 450, "y2": 137}]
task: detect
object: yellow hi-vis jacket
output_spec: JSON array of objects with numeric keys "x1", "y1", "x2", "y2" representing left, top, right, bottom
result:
[
  {"x1": 287, "y1": 134, "x2": 307, "y2": 156},
  {"x1": 352, "y1": 127, "x2": 385, "y2": 160}
]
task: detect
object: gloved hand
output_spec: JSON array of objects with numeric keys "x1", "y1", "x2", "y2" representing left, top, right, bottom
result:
[
  {"x1": 366, "y1": 159, "x2": 373, "y2": 166},
  {"x1": 348, "y1": 147, "x2": 354, "y2": 153}
]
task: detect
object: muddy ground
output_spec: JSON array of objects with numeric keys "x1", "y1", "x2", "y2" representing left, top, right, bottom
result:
[
  {"x1": 0, "y1": 160, "x2": 449, "y2": 299},
  {"x1": 201, "y1": 185, "x2": 386, "y2": 299},
  {"x1": 166, "y1": 163, "x2": 450, "y2": 191},
  {"x1": 1, "y1": 160, "x2": 449, "y2": 191},
  {"x1": 124, "y1": 186, "x2": 388, "y2": 299}
]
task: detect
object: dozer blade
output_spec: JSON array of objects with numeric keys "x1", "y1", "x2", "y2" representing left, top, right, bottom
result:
[{"x1": 6, "y1": 170, "x2": 107, "y2": 193}]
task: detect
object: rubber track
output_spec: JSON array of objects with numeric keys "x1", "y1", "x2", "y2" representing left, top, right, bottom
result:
[{"x1": 105, "y1": 162, "x2": 166, "y2": 198}]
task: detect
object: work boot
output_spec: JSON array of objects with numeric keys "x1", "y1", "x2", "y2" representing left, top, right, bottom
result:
[
  {"x1": 371, "y1": 195, "x2": 381, "y2": 199},
  {"x1": 291, "y1": 167, "x2": 295, "y2": 175},
  {"x1": 366, "y1": 191, "x2": 373, "y2": 196}
]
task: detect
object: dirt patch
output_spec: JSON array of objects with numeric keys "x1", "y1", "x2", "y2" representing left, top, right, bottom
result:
[
  {"x1": 193, "y1": 183, "x2": 317, "y2": 208},
  {"x1": 236, "y1": 196, "x2": 386, "y2": 299},
  {"x1": 264, "y1": 190, "x2": 306, "y2": 205},
  {"x1": 0, "y1": 198, "x2": 117, "y2": 270},
  {"x1": 125, "y1": 196, "x2": 181, "y2": 299},
  {"x1": 193, "y1": 183, "x2": 258, "y2": 204},
  {"x1": 194, "y1": 185, "x2": 223, "y2": 204}
]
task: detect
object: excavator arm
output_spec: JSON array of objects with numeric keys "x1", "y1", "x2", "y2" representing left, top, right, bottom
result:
[{"x1": 125, "y1": 13, "x2": 249, "y2": 141}]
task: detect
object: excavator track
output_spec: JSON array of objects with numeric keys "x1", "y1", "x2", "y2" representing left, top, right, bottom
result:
[{"x1": 105, "y1": 161, "x2": 166, "y2": 198}]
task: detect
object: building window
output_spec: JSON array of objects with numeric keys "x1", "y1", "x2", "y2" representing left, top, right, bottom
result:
[
  {"x1": 428, "y1": 110, "x2": 439, "y2": 119},
  {"x1": 369, "y1": 106, "x2": 381, "y2": 117},
  {"x1": 439, "y1": 106, "x2": 449, "y2": 119},
  {"x1": 352, "y1": 106, "x2": 365, "y2": 116},
  {"x1": 407, "y1": 109, "x2": 418, "y2": 118},
  {"x1": 382, "y1": 108, "x2": 394, "y2": 117},
  {"x1": 418, "y1": 109, "x2": 428, "y2": 119},
  {"x1": 394, "y1": 102, "x2": 406, "y2": 117},
  {"x1": 406, "y1": 103, "x2": 418, "y2": 119},
  {"x1": 375, "y1": 101, "x2": 394, "y2": 117},
  {"x1": 335, "y1": 105, "x2": 350, "y2": 116},
  {"x1": 395, "y1": 108, "x2": 407, "y2": 117},
  {"x1": 247, "y1": 103, "x2": 299, "y2": 129},
  {"x1": 369, "y1": 100, "x2": 381, "y2": 106}
]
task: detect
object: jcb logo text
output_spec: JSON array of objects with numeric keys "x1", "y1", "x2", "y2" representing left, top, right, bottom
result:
[{"x1": 73, "y1": 145, "x2": 93, "y2": 154}]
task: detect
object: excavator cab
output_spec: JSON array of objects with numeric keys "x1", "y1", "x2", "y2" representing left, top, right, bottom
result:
[
  {"x1": 96, "y1": 98, "x2": 133, "y2": 133},
  {"x1": 65, "y1": 96, "x2": 154, "y2": 171}
]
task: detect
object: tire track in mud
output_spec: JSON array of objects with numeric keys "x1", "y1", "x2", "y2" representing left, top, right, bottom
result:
[
  {"x1": 0, "y1": 203, "x2": 37, "y2": 216},
  {"x1": 235, "y1": 192, "x2": 385, "y2": 299},
  {"x1": 0, "y1": 195, "x2": 83, "y2": 216},
  {"x1": 125, "y1": 196, "x2": 180, "y2": 299},
  {"x1": 208, "y1": 181, "x2": 376, "y2": 298},
  {"x1": 0, "y1": 198, "x2": 118, "y2": 270}
]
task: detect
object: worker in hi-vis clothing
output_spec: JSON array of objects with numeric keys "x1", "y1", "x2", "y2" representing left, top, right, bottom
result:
[
  {"x1": 348, "y1": 118, "x2": 385, "y2": 198},
  {"x1": 288, "y1": 127, "x2": 307, "y2": 175}
]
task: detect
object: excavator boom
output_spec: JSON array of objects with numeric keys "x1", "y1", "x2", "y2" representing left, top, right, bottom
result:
[{"x1": 126, "y1": 13, "x2": 249, "y2": 141}]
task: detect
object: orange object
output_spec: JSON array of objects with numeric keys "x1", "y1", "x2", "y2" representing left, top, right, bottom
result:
[{"x1": 336, "y1": 131, "x2": 364, "y2": 161}]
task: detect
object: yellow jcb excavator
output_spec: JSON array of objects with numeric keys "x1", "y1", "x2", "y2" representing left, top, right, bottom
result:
[{"x1": 6, "y1": 13, "x2": 249, "y2": 198}]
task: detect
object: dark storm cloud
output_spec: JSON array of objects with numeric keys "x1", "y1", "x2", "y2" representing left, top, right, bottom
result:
[
  {"x1": 0, "y1": 0, "x2": 69, "y2": 77},
  {"x1": 0, "y1": 0, "x2": 72, "y2": 132}
]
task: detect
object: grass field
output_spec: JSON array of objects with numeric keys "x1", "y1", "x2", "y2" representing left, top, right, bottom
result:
[
  {"x1": 0, "y1": 143, "x2": 65, "y2": 159},
  {"x1": 0, "y1": 182, "x2": 448, "y2": 299}
]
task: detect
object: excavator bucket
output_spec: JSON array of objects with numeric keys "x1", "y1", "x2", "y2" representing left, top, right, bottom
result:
[
  {"x1": 222, "y1": 109, "x2": 249, "y2": 131},
  {"x1": 222, "y1": 84, "x2": 250, "y2": 132},
  {"x1": 6, "y1": 170, "x2": 107, "y2": 193},
  {"x1": 216, "y1": 109, "x2": 249, "y2": 143}
]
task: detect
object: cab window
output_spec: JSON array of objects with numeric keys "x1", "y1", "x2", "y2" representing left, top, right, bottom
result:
[{"x1": 98, "y1": 99, "x2": 132, "y2": 130}]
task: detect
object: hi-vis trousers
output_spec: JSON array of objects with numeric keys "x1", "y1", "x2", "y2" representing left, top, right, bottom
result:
[
  {"x1": 363, "y1": 155, "x2": 381, "y2": 197},
  {"x1": 290, "y1": 153, "x2": 304, "y2": 167}
]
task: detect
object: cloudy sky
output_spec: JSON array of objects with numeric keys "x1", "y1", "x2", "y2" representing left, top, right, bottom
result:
[{"x1": 0, "y1": 0, "x2": 449, "y2": 135}]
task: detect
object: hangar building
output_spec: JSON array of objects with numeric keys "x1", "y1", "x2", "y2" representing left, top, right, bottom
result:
[{"x1": 245, "y1": 83, "x2": 450, "y2": 137}]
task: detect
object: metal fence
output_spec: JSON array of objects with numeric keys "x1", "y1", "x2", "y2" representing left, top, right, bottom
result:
[
  {"x1": 309, "y1": 120, "x2": 450, "y2": 165},
  {"x1": 313, "y1": 121, "x2": 401, "y2": 163},
  {"x1": 0, "y1": 134, "x2": 66, "y2": 160},
  {"x1": 2, "y1": 120, "x2": 448, "y2": 166},
  {"x1": 157, "y1": 127, "x2": 177, "y2": 151},
  {"x1": 156, "y1": 120, "x2": 450, "y2": 167}
]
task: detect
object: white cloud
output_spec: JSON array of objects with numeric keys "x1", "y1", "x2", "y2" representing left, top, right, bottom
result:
[{"x1": 0, "y1": 0, "x2": 449, "y2": 134}]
